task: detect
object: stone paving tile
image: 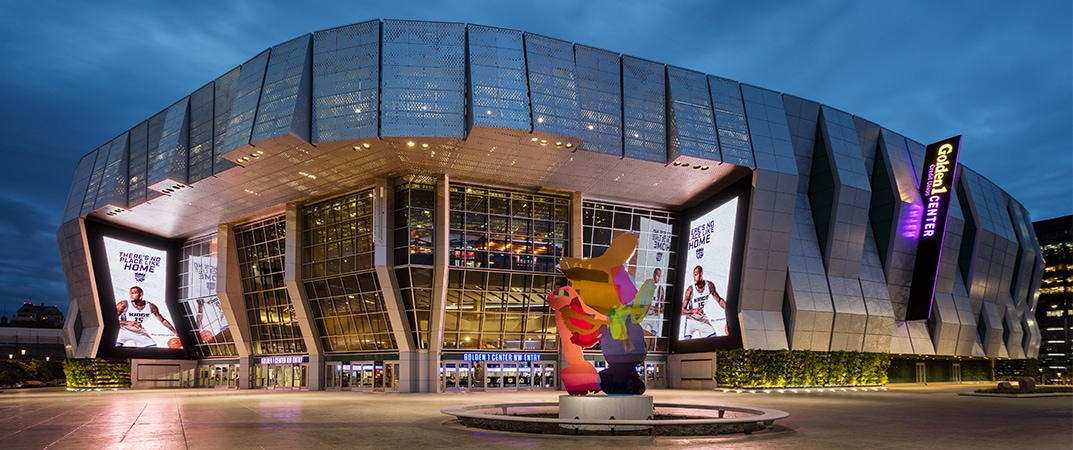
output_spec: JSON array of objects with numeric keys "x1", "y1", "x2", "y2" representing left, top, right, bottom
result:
[{"x1": 0, "y1": 385, "x2": 1069, "y2": 449}]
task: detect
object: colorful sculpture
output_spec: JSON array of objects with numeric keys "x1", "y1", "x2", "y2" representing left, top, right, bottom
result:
[{"x1": 549, "y1": 233, "x2": 654, "y2": 396}]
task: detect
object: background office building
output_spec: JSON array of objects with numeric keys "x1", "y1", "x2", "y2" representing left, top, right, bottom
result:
[
  {"x1": 58, "y1": 20, "x2": 1042, "y2": 391},
  {"x1": 1034, "y1": 215, "x2": 1072, "y2": 381}
]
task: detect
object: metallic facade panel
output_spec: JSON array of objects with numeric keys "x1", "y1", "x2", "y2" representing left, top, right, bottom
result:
[
  {"x1": 62, "y1": 151, "x2": 97, "y2": 222},
  {"x1": 252, "y1": 35, "x2": 313, "y2": 144},
  {"x1": 524, "y1": 33, "x2": 581, "y2": 137},
  {"x1": 312, "y1": 20, "x2": 381, "y2": 143},
  {"x1": 213, "y1": 67, "x2": 241, "y2": 174},
  {"x1": 574, "y1": 44, "x2": 622, "y2": 156},
  {"x1": 127, "y1": 121, "x2": 149, "y2": 206},
  {"x1": 666, "y1": 66, "x2": 719, "y2": 162},
  {"x1": 621, "y1": 56, "x2": 666, "y2": 162},
  {"x1": 859, "y1": 226, "x2": 894, "y2": 353},
  {"x1": 467, "y1": 25, "x2": 529, "y2": 131},
  {"x1": 188, "y1": 82, "x2": 215, "y2": 183},
  {"x1": 80, "y1": 149, "x2": 107, "y2": 215},
  {"x1": 222, "y1": 50, "x2": 271, "y2": 154},
  {"x1": 92, "y1": 132, "x2": 129, "y2": 212},
  {"x1": 785, "y1": 193, "x2": 836, "y2": 351},
  {"x1": 742, "y1": 87, "x2": 795, "y2": 175},
  {"x1": 70, "y1": 149, "x2": 99, "y2": 220},
  {"x1": 813, "y1": 106, "x2": 870, "y2": 279},
  {"x1": 819, "y1": 106, "x2": 870, "y2": 191},
  {"x1": 708, "y1": 76, "x2": 753, "y2": 167},
  {"x1": 149, "y1": 98, "x2": 190, "y2": 190},
  {"x1": 873, "y1": 129, "x2": 921, "y2": 319},
  {"x1": 380, "y1": 20, "x2": 466, "y2": 138}
]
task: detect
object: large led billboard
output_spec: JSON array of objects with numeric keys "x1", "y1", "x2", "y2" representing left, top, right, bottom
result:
[
  {"x1": 85, "y1": 220, "x2": 189, "y2": 358},
  {"x1": 672, "y1": 175, "x2": 750, "y2": 352},
  {"x1": 679, "y1": 197, "x2": 738, "y2": 340},
  {"x1": 105, "y1": 237, "x2": 181, "y2": 348}
]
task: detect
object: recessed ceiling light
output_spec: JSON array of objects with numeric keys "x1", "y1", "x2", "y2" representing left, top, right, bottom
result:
[
  {"x1": 362, "y1": 143, "x2": 372, "y2": 149},
  {"x1": 407, "y1": 141, "x2": 415, "y2": 147}
]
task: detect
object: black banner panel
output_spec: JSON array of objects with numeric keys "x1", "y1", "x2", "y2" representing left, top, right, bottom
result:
[{"x1": 906, "y1": 135, "x2": 962, "y2": 321}]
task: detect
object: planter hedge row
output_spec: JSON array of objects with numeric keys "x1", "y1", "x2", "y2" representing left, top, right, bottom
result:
[
  {"x1": 716, "y1": 349, "x2": 890, "y2": 388},
  {"x1": 62, "y1": 358, "x2": 131, "y2": 388}
]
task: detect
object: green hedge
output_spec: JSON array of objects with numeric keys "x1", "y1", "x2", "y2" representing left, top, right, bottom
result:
[
  {"x1": 0, "y1": 360, "x2": 65, "y2": 387},
  {"x1": 994, "y1": 358, "x2": 1038, "y2": 381},
  {"x1": 715, "y1": 349, "x2": 889, "y2": 388},
  {"x1": 63, "y1": 358, "x2": 131, "y2": 388}
]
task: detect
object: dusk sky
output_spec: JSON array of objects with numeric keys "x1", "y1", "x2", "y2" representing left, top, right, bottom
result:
[{"x1": 1, "y1": 1, "x2": 1069, "y2": 318}]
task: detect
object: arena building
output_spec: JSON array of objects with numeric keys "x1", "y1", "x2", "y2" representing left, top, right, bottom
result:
[{"x1": 58, "y1": 19, "x2": 1043, "y2": 391}]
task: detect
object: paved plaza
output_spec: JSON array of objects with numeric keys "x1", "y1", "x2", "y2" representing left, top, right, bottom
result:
[{"x1": 0, "y1": 384, "x2": 1069, "y2": 449}]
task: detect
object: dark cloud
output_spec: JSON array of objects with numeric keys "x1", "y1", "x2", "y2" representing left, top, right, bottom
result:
[{"x1": 0, "y1": 0, "x2": 1069, "y2": 316}]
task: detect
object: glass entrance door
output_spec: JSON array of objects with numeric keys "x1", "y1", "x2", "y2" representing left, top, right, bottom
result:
[
  {"x1": 326, "y1": 363, "x2": 341, "y2": 390},
  {"x1": 501, "y1": 363, "x2": 518, "y2": 389},
  {"x1": 357, "y1": 363, "x2": 375, "y2": 391},
  {"x1": 644, "y1": 362, "x2": 665, "y2": 388},
  {"x1": 383, "y1": 363, "x2": 399, "y2": 392},
  {"x1": 441, "y1": 362, "x2": 472, "y2": 391},
  {"x1": 532, "y1": 363, "x2": 556, "y2": 389}
]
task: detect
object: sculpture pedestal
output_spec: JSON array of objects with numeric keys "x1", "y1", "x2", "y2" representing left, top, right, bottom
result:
[{"x1": 558, "y1": 394, "x2": 653, "y2": 430}]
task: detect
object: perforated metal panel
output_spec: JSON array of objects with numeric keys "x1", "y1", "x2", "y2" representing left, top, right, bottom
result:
[
  {"x1": 468, "y1": 25, "x2": 529, "y2": 131},
  {"x1": 77, "y1": 148, "x2": 103, "y2": 217},
  {"x1": 312, "y1": 20, "x2": 380, "y2": 143},
  {"x1": 127, "y1": 121, "x2": 149, "y2": 206},
  {"x1": 92, "y1": 133, "x2": 129, "y2": 213},
  {"x1": 213, "y1": 68, "x2": 240, "y2": 175},
  {"x1": 381, "y1": 20, "x2": 466, "y2": 138},
  {"x1": 149, "y1": 98, "x2": 190, "y2": 190},
  {"x1": 666, "y1": 66, "x2": 719, "y2": 162},
  {"x1": 62, "y1": 151, "x2": 97, "y2": 222},
  {"x1": 574, "y1": 45, "x2": 621, "y2": 157},
  {"x1": 622, "y1": 56, "x2": 666, "y2": 163},
  {"x1": 222, "y1": 49, "x2": 270, "y2": 154},
  {"x1": 252, "y1": 35, "x2": 312, "y2": 144},
  {"x1": 188, "y1": 83, "x2": 214, "y2": 183},
  {"x1": 524, "y1": 33, "x2": 580, "y2": 136},
  {"x1": 708, "y1": 76, "x2": 753, "y2": 167}
]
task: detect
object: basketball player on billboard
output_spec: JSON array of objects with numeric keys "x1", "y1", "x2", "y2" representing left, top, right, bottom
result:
[
  {"x1": 116, "y1": 286, "x2": 179, "y2": 347},
  {"x1": 681, "y1": 265, "x2": 728, "y2": 338}
]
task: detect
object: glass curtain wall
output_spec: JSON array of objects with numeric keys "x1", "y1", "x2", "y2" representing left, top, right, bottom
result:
[
  {"x1": 394, "y1": 182, "x2": 436, "y2": 349},
  {"x1": 442, "y1": 185, "x2": 569, "y2": 352},
  {"x1": 583, "y1": 201, "x2": 678, "y2": 352},
  {"x1": 302, "y1": 191, "x2": 397, "y2": 352},
  {"x1": 178, "y1": 234, "x2": 237, "y2": 357},
  {"x1": 234, "y1": 216, "x2": 306, "y2": 355}
]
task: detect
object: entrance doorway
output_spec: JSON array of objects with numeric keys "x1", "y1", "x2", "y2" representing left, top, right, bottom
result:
[
  {"x1": 952, "y1": 363, "x2": 962, "y2": 383},
  {"x1": 643, "y1": 362, "x2": 665, "y2": 388},
  {"x1": 255, "y1": 363, "x2": 307, "y2": 389},
  {"x1": 198, "y1": 364, "x2": 238, "y2": 388},
  {"x1": 441, "y1": 362, "x2": 473, "y2": 391},
  {"x1": 915, "y1": 362, "x2": 927, "y2": 384},
  {"x1": 531, "y1": 363, "x2": 556, "y2": 390}
]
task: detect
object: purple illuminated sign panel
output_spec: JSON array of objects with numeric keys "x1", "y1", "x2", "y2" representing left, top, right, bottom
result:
[{"x1": 906, "y1": 135, "x2": 962, "y2": 321}]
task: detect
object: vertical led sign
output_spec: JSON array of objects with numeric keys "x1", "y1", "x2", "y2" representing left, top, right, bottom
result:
[{"x1": 906, "y1": 135, "x2": 962, "y2": 320}]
